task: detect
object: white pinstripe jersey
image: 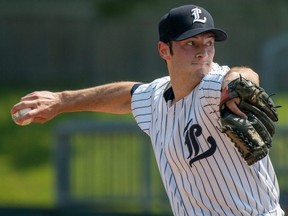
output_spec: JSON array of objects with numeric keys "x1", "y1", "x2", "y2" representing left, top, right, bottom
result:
[{"x1": 131, "y1": 63, "x2": 283, "y2": 216}]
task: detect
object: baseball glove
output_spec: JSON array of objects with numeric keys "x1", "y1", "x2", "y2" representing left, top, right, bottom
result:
[{"x1": 220, "y1": 76, "x2": 279, "y2": 165}]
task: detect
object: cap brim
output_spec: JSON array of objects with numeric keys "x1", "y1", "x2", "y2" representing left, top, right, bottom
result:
[{"x1": 174, "y1": 28, "x2": 227, "y2": 42}]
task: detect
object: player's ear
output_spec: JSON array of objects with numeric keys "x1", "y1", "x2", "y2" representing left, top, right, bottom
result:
[{"x1": 158, "y1": 41, "x2": 171, "y2": 60}]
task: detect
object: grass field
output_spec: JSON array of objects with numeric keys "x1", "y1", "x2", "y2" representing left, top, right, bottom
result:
[{"x1": 0, "y1": 89, "x2": 287, "y2": 208}]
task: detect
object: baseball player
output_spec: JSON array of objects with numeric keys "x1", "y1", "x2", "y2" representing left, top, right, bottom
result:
[{"x1": 11, "y1": 4, "x2": 284, "y2": 216}]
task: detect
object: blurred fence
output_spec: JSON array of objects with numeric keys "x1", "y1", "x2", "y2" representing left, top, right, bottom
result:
[
  {"x1": 53, "y1": 120, "x2": 288, "y2": 215},
  {"x1": 54, "y1": 120, "x2": 172, "y2": 215}
]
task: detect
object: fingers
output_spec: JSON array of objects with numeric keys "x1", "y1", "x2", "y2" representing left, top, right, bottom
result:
[
  {"x1": 11, "y1": 108, "x2": 33, "y2": 126},
  {"x1": 10, "y1": 91, "x2": 59, "y2": 125},
  {"x1": 225, "y1": 98, "x2": 248, "y2": 119},
  {"x1": 10, "y1": 91, "x2": 39, "y2": 114},
  {"x1": 11, "y1": 101, "x2": 35, "y2": 115},
  {"x1": 11, "y1": 101, "x2": 38, "y2": 125}
]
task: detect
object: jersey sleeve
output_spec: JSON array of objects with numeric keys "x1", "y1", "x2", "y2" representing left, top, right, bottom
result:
[
  {"x1": 198, "y1": 63, "x2": 230, "y2": 120},
  {"x1": 131, "y1": 77, "x2": 169, "y2": 136},
  {"x1": 131, "y1": 84, "x2": 152, "y2": 135}
]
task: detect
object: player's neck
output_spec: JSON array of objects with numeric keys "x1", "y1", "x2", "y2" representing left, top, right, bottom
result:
[{"x1": 170, "y1": 71, "x2": 206, "y2": 103}]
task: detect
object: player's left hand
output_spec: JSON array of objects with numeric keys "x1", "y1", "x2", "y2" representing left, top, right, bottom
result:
[
  {"x1": 219, "y1": 76, "x2": 279, "y2": 165},
  {"x1": 224, "y1": 98, "x2": 247, "y2": 119}
]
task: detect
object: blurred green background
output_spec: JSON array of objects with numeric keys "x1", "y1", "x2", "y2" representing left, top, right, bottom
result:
[{"x1": 1, "y1": 0, "x2": 288, "y2": 215}]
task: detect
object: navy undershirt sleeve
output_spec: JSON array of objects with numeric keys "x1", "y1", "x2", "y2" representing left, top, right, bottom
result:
[{"x1": 130, "y1": 83, "x2": 142, "y2": 95}]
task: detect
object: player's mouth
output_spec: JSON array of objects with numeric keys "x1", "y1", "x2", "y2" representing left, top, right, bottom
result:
[{"x1": 191, "y1": 61, "x2": 211, "y2": 66}]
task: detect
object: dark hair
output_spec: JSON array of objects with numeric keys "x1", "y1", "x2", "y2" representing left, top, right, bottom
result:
[{"x1": 167, "y1": 41, "x2": 174, "y2": 55}]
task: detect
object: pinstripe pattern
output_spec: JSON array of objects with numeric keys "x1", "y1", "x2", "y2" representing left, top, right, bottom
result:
[{"x1": 131, "y1": 63, "x2": 283, "y2": 216}]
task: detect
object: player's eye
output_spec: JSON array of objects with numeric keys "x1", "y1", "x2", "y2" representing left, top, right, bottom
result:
[
  {"x1": 206, "y1": 41, "x2": 213, "y2": 47},
  {"x1": 187, "y1": 41, "x2": 195, "y2": 46}
]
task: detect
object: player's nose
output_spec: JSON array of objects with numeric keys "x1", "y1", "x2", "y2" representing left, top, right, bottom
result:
[{"x1": 196, "y1": 47, "x2": 209, "y2": 59}]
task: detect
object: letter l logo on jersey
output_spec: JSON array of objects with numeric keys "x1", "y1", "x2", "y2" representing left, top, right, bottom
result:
[
  {"x1": 191, "y1": 8, "x2": 207, "y2": 23},
  {"x1": 184, "y1": 121, "x2": 217, "y2": 167}
]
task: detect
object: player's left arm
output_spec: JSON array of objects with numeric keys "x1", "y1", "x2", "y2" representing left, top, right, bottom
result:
[{"x1": 221, "y1": 66, "x2": 259, "y2": 119}]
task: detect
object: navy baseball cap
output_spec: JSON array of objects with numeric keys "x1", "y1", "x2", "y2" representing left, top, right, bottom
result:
[{"x1": 159, "y1": 5, "x2": 227, "y2": 43}]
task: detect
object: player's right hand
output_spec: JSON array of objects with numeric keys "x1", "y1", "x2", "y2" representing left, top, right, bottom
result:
[{"x1": 10, "y1": 91, "x2": 62, "y2": 124}]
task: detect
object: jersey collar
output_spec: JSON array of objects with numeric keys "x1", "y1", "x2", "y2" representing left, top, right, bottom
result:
[{"x1": 164, "y1": 86, "x2": 175, "y2": 102}]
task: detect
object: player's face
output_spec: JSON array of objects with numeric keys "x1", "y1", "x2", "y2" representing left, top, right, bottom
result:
[{"x1": 169, "y1": 33, "x2": 215, "y2": 76}]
